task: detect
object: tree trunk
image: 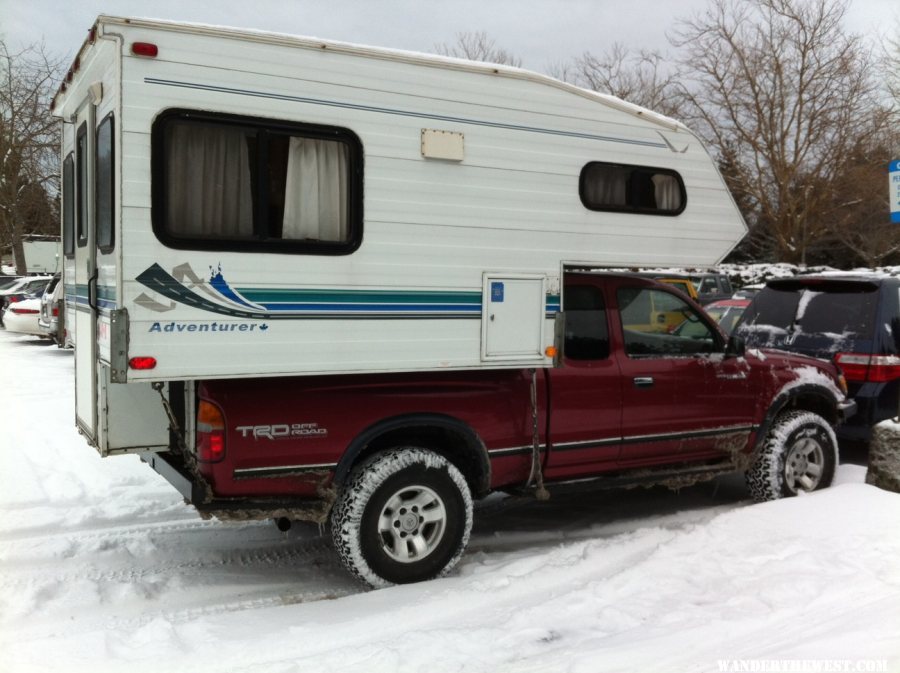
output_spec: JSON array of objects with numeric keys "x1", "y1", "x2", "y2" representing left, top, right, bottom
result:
[{"x1": 11, "y1": 213, "x2": 27, "y2": 275}]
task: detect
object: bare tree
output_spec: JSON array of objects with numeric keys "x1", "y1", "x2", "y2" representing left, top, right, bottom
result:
[
  {"x1": 552, "y1": 44, "x2": 683, "y2": 118},
  {"x1": 820, "y1": 126, "x2": 900, "y2": 266},
  {"x1": 0, "y1": 40, "x2": 63, "y2": 275},
  {"x1": 434, "y1": 31, "x2": 522, "y2": 67},
  {"x1": 671, "y1": 0, "x2": 893, "y2": 265}
]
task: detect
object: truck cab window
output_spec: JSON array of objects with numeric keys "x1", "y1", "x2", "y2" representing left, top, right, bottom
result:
[
  {"x1": 563, "y1": 285, "x2": 610, "y2": 360},
  {"x1": 618, "y1": 287, "x2": 717, "y2": 356},
  {"x1": 153, "y1": 111, "x2": 362, "y2": 255}
]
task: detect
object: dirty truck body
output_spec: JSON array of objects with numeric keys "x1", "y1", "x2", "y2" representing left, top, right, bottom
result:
[{"x1": 52, "y1": 17, "x2": 850, "y2": 587}]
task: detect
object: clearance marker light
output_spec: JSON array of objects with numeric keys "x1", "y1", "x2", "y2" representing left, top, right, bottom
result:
[
  {"x1": 544, "y1": 346, "x2": 559, "y2": 358},
  {"x1": 131, "y1": 42, "x2": 159, "y2": 57},
  {"x1": 128, "y1": 356, "x2": 157, "y2": 370}
]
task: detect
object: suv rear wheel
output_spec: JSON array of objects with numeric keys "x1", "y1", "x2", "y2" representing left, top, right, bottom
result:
[
  {"x1": 746, "y1": 410, "x2": 837, "y2": 501},
  {"x1": 331, "y1": 448, "x2": 473, "y2": 588}
]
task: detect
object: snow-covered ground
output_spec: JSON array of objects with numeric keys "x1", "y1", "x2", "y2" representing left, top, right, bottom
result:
[{"x1": 1, "y1": 329, "x2": 899, "y2": 673}]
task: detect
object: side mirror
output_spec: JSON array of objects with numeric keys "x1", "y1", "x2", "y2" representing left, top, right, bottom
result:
[{"x1": 725, "y1": 334, "x2": 746, "y2": 358}]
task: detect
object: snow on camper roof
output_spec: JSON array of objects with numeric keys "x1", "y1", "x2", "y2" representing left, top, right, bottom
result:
[{"x1": 82, "y1": 15, "x2": 687, "y2": 133}]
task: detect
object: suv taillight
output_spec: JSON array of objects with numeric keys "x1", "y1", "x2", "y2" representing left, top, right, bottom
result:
[
  {"x1": 196, "y1": 399, "x2": 226, "y2": 463},
  {"x1": 835, "y1": 353, "x2": 900, "y2": 383}
]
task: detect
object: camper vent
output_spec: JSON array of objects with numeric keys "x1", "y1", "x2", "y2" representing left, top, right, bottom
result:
[{"x1": 421, "y1": 129, "x2": 464, "y2": 161}]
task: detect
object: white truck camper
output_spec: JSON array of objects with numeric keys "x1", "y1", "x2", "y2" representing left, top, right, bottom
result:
[{"x1": 52, "y1": 17, "x2": 746, "y2": 457}]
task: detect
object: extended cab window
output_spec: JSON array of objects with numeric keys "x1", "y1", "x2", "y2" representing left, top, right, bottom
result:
[
  {"x1": 152, "y1": 110, "x2": 363, "y2": 254},
  {"x1": 618, "y1": 287, "x2": 717, "y2": 356},
  {"x1": 580, "y1": 162, "x2": 685, "y2": 214},
  {"x1": 563, "y1": 284, "x2": 609, "y2": 360}
]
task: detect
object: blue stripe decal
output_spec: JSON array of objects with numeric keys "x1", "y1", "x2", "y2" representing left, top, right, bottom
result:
[
  {"x1": 144, "y1": 77, "x2": 668, "y2": 149},
  {"x1": 134, "y1": 263, "x2": 562, "y2": 320},
  {"x1": 257, "y1": 302, "x2": 482, "y2": 313}
]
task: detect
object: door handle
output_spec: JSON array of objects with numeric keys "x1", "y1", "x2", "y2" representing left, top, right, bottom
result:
[
  {"x1": 633, "y1": 376, "x2": 654, "y2": 388},
  {"x1": 87, "y1": 268, "x2": 99, "y2": 312}
]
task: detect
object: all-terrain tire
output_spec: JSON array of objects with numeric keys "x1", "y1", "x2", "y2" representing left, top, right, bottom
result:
[
  {"x1": 746, "y1": 410, "x2": 838, "y2": 502},
  {"x1": 330, "y1": 448, "x2": 473, "y2": 589}
]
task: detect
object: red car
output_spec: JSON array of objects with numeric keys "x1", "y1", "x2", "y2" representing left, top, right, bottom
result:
[
  {"x1": 146, "y1": 274, "x2": 854, "y2": 587},
  {"x1": 704, "y1": 298, "x2": 751, "y2": 335}
]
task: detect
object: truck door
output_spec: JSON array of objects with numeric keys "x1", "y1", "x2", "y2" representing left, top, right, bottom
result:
[
  {"x1": 73, "y1": 102, "x2": 99, "y2": 443},
  {"x1": 544, "y1": 281, "x2": 623, "y2": 480},
  {"x1": 613, "y1": 284, "x2": 757, "y2": 466}
]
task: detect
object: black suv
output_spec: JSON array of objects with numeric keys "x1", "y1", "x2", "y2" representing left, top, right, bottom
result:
[{"x1": 734, "y1": 275, "x2": 900, "y2": 443}]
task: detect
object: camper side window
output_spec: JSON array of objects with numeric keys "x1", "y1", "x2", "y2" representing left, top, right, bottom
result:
[
  {"x1": 96, "y1": 114, "x2": 114, "y2": 252},
  {"x1": 76, "y1": 123, "x2": 88, "y2": 247},
  {"x1": 579, "y1": 162, "x2": 685, "y2": 215},
  {"x1": 153, "y1": 111, "x2": 362, "y2": 255},
  {"x1": 63, "y1": 153, "x2": 75, "y2": 257}
]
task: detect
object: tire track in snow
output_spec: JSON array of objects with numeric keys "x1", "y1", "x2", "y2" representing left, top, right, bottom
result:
[
  {"x1": 0, "y1": 532, "x2": 338, "y2": 586},
  {"x1": 0, "y1": 514, "x2": 214, "y2": 543}
]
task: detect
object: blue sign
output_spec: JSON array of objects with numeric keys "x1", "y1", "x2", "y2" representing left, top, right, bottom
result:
[
  {"x1": 891, "y1": 160, "x2": 900, "y2": 224},
  {"x1": 491, "y1": 282, "x2": 505, "y2": 303}
]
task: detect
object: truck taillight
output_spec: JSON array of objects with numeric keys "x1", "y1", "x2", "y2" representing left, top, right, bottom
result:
[
  {"x1": 196, "y1": 400, "x2": 226, "y2": 463},
  {"x1": 52, "y1": 306, "x2": 59, "y2": 317},
  {"x1": 10, "y1": 307, "x2": 39, "y2": 315},
  {"x1": 835, "y1": 353, "x2": 900, "y2": 383}
]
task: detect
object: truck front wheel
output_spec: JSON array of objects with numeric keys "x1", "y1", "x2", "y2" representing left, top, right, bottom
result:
[
  {"x1": 746, "y1": 410, "x2": 837, "y2": 502},
  {"x1": 331, "y1": 448, "x2": 473, "y2": 588}
]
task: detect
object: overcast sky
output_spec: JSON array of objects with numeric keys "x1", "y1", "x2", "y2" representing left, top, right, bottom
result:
[{"x1": 1, "y1": 0, "x2": 897, "y2": 71}]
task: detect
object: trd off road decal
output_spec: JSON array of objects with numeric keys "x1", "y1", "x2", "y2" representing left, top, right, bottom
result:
[{"x1": 236, "y1": 423, "x2": 329, "y2": 440}]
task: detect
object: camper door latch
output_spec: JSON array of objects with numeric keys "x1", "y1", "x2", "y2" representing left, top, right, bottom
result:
[{"x1": 87, "y1": 268, "x2": 99, "y2": 312}]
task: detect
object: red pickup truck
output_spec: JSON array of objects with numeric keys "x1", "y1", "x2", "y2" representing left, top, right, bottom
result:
[{"x1": 146, "y1": 273, "x2": 854, "y2": 588}]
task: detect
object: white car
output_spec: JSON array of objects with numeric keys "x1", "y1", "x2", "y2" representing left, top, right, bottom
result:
[
  {"x1": 0, "y1": 275, "x2": 53, "y2": 325},
  {"x1": 3, "y1": 298, "x2": 46, "y2": 337},
  {"x1": 38, "y1": 274, "x2": 64, "y2": 344}
]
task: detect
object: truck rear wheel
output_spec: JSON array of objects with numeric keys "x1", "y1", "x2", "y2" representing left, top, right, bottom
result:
[
  {"x1": 746, "y1": 410, "x2": 837, "y2": 502},
  {"x1": 331, "y1": 448, "x2": 473, "y2": 588}
]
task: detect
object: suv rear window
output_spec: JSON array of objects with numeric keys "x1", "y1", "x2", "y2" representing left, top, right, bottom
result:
[{"x1": 736, "y1": 281, "x2": 879, "y2": 356}]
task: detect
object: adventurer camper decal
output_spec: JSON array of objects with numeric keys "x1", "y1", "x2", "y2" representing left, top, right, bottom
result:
[{"x1": 136, "y1": 263, "x2": 561, "y2": 320}]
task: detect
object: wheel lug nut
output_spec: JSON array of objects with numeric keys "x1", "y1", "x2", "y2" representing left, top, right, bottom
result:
[
  {"x1": 412, "y1": 506, "x2": 418, "y2": 512},
  {"x1": 393, "y1": 521, "x2": 400, "y2": 528},
  {"x1": 419, "y1": 516, "x2": 424, "y2": 523},
  {"x1": 413, "y1": 529, "x2": 419, "y2": 535},
  {"x1": 400, "y1": 532, "x2": 407, "y2": 538},
  {"x1": 399, "y1": 508, "x2": 407, "y2": 515}
]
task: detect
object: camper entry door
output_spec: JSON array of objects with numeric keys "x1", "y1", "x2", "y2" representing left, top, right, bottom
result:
[{"x1": 73, "y1": 99, "x2": 98, "y2": 443}]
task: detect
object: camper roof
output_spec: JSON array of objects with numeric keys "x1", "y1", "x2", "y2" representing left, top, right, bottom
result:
[{"x1": 54, "y1": 15, "x2": 688, "y2": 135}]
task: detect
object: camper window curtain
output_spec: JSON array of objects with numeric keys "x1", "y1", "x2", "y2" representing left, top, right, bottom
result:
[
  {"x1": 165, "y1": 122, "x2": 254, "y2": 237},
  {"x1": 582, "y1": 164, "x2": 628, "y2": 207},
  {"x1": 652, "y1": 173, "x2": 682, "y2": 211},
  {"x1": 282, "y1": 137, "x2": 349, "y2": 242}
]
